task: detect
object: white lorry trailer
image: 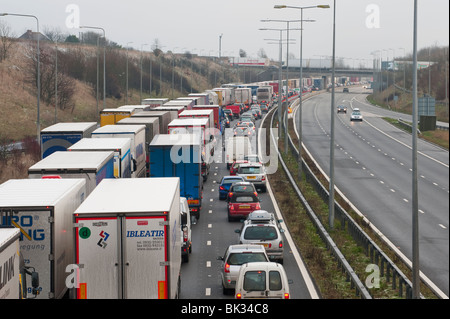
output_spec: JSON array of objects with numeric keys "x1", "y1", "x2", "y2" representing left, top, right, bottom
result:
[
  {"x1": 91, "y1": 124, "x2": 146, "y2": 178},
  {"x1": 0, "y1": 178, "x2": 86, "y2": 299},
  {"x1": 40, "y1": 122, "x2": 97, "y2": 159},
  {"x1": 68, "y1": 138, "x2": 133, "y2": 178},
  {"x1": 28, "y1": 151, "x2": 115, "y2": 196},
  {"x1": 73, "y1": 178, "x2": 182, "y2": 299},
  {"x1": 0, "y1": 228, "x2": 21, "y2": 299}
]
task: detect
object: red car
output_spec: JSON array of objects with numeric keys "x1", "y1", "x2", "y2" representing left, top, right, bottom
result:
[
  {"x1": 230, "y1": 160, "x2": 248, "y2": 176},
  {"x1": 227, "y1": 193, "x2": 261, "y2": 222}
]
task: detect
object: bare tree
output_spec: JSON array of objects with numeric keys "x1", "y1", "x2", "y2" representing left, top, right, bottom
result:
[
  {"x1": 257, "y1": 48, "x2": 267, "y2": 59},
  {"x1": 0, "y1": 20, "x2": 15, "y2": 62},
  {"x1": 24, "y1": 42, "x2": 75, "y2": 111},
  {"x1": 42, "y1": 25, "x2": 67, "y2": 43}
]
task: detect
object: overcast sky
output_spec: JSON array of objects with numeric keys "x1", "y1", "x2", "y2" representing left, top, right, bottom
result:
[{"x1": 1, "y1": 0, "x2": 449, "y2": 65}]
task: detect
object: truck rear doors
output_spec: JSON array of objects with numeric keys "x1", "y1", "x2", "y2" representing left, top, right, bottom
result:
[{"x1": 75, "y1": 215, "x2": 168, "y2": 299}]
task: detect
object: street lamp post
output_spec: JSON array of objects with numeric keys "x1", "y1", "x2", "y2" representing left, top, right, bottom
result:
[
  {"x1": 329, "y1": 0, "x2": 336, "y2": 229},
  {"x1": 411, "y1": 0, "x2": 420, "y2": 299},
  {"x1": 261, "y1": 19, "x2": 302, "y2": 154},
  {"x1": 80, "y1": 26, "x2": 106, "y2": 110},
  {"x1": 1, "y1": 13, "x2": 40, "y2": 145},
  {"x1": 275, "y1": 4, "x2": 328, "y2": 176},
  {"x1": 140, "y1": 44, "x2": 148, "y2": 102},
  {"x1": 260, "y1": 28, "x2": 298, "y2": 139},
  {"x1": 126, "y1": 42, "x2": 133, "y2": 104}
]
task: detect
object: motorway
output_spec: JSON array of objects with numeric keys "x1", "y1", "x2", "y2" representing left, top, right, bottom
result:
[
  {"x1": 293, "y1": 87, "x2": 449, "y2": 297},
  {"x1": 179, "y1": 106, "x2": 318, "y2": 300}
]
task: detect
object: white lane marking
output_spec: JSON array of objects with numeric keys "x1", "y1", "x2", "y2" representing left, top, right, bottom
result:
[{"x1": 205, "y1": 288, "x2": 211, "y2": 296}]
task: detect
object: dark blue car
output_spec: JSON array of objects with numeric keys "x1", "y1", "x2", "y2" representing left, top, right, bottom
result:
[{"x1": 219, "y1": 176, "x2": 244, "y2": 200}]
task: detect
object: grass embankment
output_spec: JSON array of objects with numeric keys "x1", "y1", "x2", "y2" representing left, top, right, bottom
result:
[{"x1": 264, "y1": 109, "x2": 438, "y2": 299}]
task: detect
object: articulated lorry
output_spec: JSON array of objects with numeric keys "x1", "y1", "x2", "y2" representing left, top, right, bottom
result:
[
  {"x1": 234, "y1": 88, "x2": 252, "y2": 106},
  {"x1": 116, "y1": 117, "x2": 160, "y2": 176},
  {"x1": 40, "y1": 122, "x2": 97, "y2": 159},
  {"x1": 0, "y1": 178, "x2": 86, "y2": 299},
  {"x1": 192, "y1": 105, "x2": 223, "y2": 135},
  {"x1": 91, "y1": 125, "x2": 146, "y2": 178},
  {"x1": 68, "y1": 138, "x2": 133, "y2": 178},
  {"x1": 28, "y1": 151, "x2": 114, "y2": 196},
  {"x1": 100, "y1": 108, "x2": 135, "y2": 127},
  {"x1": 149, "y1": 134, "x2": 203, "y2": 220},
  {"x1": 256, "y1": 86, "x2": 273, "y2": 106},
  {"x1": 132, "y1": 111, "x2": 172, "y2": 135},
  {"x1": 73, "y1": 178, "x2": 182, "y2": 299}
]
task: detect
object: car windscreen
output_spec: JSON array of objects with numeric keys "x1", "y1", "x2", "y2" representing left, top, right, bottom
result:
[
  {"x1": 243, "y1": 226, "x2": 278, "y2": 240},
  {"x1": 239, "y1": 166, "x2": 261, "y2": 174},
  {"x1": 227, "y1": 252, "x2": 268, "y2": 265}
]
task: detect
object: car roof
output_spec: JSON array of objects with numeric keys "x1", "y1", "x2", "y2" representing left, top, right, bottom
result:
[
  {"x1": 222, "y1": 175, "x2": 244, "y2": 181},
  {"x1": 240, "y1": 262, "x2": 286, "y2": 272},
  {"x1": 230, "y1": 181, "x2": 254, "y2": 186},
  {"x1": 239, "y1": 162, "x2": 263, "y2": 168},
  {"x1": 227, "y1": 244, "x2": 267, "y2": 253},
  {"x1": 233, "y1": 160, "x2": 249, "y2": 164}
]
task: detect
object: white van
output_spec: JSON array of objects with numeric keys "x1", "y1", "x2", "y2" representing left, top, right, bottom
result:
[
  {"x1": 235, "y1": 262, "x2": 290, "y2": 299},
  {"x1": 225, "y1": 136, "x2": 252, "y2": 169}
]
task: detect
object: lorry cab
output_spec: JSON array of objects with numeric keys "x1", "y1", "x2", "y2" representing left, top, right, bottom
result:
[
  {"x1": 180, "y1": 197, "x2": 192, "y2": 262},
  {"x1": 235, "y1": 262, "x2": 290, "y2": 299}
]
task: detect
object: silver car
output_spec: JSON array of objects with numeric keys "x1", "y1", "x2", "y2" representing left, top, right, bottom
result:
[
  {"x1": 350, "y1": 109, "x2": 363, "y2": 121},
  {"x1": 237, "y1": 162, "x2": 267, "y2": 192},
  {"x1": 235, "y1": 210, "x2": 284, "y2": 263},
  {"x1": 217, "y1": 244, "x2": 269, "y2": 295}
]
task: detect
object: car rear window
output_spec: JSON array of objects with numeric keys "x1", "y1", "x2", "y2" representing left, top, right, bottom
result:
[
  {"x1": 224, "y1": 178, "x2": 243, "y2": 185},
  {"x1": 227, "y1": 253, "x2": 268, "y2": 265},
  {"x1": 243, "y1": 271, "x2": 266, "y2": 292},
  {"x1": 243, "y1": 226, "x2": 278, "y2": 240},
  {"x1": 239, "y1": 166, "x2": 261, "y2": 174},
  {"x1": 230, "y1": 193, "x2": 258, "y2": 203},
  {"x1": 231, "y1": 185, "x2": 253, "y2": 192},
  {"x1": 269, "y1": 271, "x2": 282, "y2": 290}
]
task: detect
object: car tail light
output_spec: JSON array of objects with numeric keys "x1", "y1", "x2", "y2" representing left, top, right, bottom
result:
[
  {"x1": 279, "y1": 241, "x2": 283, "y2": 249},
  {"x1": 229, "y1": 204, "x2": 234, "y2": 211},
  {"x1": 219, "y1": 186, "x2": 225, "y2": 191},
  {"x1": 236, "y1": 293, "x2": 242, "y2": 299},
  {"x1": 224, "y1": 263, "x2": 230, "y2": 273},
  {"x1": 284, "y1": 293, "x2": 290, "y2": 299},
  {"x1": 262, "y1": 175, "x2": 266, "y2": 181},
  {"x1": 256, "y1": 203, "x2": 261, "y2": 210}
]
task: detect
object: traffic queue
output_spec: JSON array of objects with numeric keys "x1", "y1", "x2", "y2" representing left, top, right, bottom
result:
[{"x1": 0, "y1": 80, "x2": 297, "y2": 300}]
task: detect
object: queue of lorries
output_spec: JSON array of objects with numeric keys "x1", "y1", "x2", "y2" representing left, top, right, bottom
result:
[{"x1": 0, "y1": 80, "x2": 293, "y2": 300}]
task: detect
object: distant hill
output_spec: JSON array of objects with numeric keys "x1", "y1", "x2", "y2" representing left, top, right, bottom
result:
[{"x1": 0, "y1": 39, "x2": 242, "y2": 142}]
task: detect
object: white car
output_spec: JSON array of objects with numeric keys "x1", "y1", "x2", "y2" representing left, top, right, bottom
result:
[
  {"x1": 218, "y1": 244, "x2": 269, "y2": 295},
  {"x1": 237, "y1": 162, "x2": 267, "y2": 192},
  {"x1": 350, "y1": 109, "x2": 363, "y2": 121}
]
